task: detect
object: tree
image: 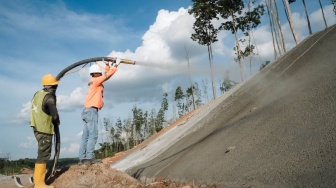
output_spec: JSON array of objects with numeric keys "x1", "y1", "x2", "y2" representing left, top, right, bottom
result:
[
  {"x1": 0, "y1": 159, "x2": 5, "y2": 169},
  {"x1": 220, "y1": 71, "x2": 236, "y2": 94},
  {"x1": 319, "y1": 0, "x2": 328, "y2": 28},
  {"x1": 202, "y1": 79, "x2": 209, "y2": 102},
  {"x1": 242, "y1": 0, "x2": 265, "y2": 77},
  {"x1": 239, "y1": 37, "x2": 256, "y2": 77},
  {"x1": 246, "y1": 0, "x2": 262, "y2": 77},
  {"x1": 95, "y1": 142, "x2": 114, "y2": 159},
  {"x1": 149, "y1": 109, "x2": 157, "y2": 135},
  {"x1": 333, "y1": 0, "x2": 336, "y2": 15},
  {"x1": 288, "y1": 0, "x2": 312, "y2": 35},
  {"x1": 161, "y1": 93, "x2": 169, "y2": 121},
  {"x1": 217, "y1": 0, "x2": 245, "y2": 82},
  {"x1": 156, "y1": 108, "x2": 165, "y2": 131},
  {"x1": 282, "y1": 0, "x2": 300, "y2": 44},
  {"x1": 185, "y1": 45, "x2": 196, "y2": 110},
  {"x1": 132, "y1": 105, "x2": 144, "y2": 145},
  {"x1": 103, "y1": 118, "x2": 113, "y2": 141},
  {"x1": 259, "y1": 60, "x2": 271, "y2": 71},
  {"x1": 115, "y1": 118, "x2": 123, "y2": 151},
  {"x1": 273, "y1": 0, "x2": 286, "y2": 55},
  {"x1": 193, "y1": 82, "x2": 203, "y2": 107},
  {"x1": 189, "y1": 0, "x2": 218, "y2": 99},
  {"x1": 142, "y1": 111, "x2": 149, "y2": 139},
  {"x1": 301, "y1": 0, "x2": 312, "y2": 35},
  {"x1": 123, "y1": 117, "x2": 132, "y2": 150},
  {"x1": 265, "y1": 0, "x2": 286, "y2": 60},
  {"x1": 217, "y1": 0, "x2": 264, "y2": 82},
  {"x1": 186, "y1": 85, "x2": 196, "y2": 112},
  {"x1": 0, "y1": 154, "x2": 10, "y2": 170},
  {"x1": 175, "y1": 86, "x2": 185, "y2": 117}
]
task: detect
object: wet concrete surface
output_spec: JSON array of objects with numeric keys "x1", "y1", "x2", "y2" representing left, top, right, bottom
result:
[{"x1": 114, "y1": 25, "x2": 336, "y2": 187}]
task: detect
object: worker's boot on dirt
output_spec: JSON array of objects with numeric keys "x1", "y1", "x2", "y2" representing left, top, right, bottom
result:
[{"x1": 33, "y1": 163, "x2": 54, "y2": 188}]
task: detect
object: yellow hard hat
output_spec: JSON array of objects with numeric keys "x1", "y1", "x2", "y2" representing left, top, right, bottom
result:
[{"x1": 41, "y1": 74, "x2": 59, "y2": 85}]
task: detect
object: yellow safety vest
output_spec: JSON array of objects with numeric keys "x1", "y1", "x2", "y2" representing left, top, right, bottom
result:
[{"x1": 30, "y1": 90, "x2": 54, "y2": 134}]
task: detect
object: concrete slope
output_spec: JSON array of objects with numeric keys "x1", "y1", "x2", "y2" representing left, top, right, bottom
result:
[{"x1": 113, "y1": 24, "x2": 336, "y2": 187}]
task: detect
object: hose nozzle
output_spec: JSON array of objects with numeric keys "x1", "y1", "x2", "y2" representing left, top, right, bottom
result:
[{"x1": 120, "y1": 59, "x2": 136, "y2": 65}]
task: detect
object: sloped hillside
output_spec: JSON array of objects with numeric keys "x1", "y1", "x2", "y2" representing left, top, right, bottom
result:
[{"x1": 112, "y1": 24, "x2": 336, "y2": 187}]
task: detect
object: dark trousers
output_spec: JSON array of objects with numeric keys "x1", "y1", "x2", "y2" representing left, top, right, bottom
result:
[{"x1": 34, "y1": 131, "x2": 53, "y2": 163}]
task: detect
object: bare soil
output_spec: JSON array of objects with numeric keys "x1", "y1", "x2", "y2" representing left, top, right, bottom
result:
[
  {"x1": 51, "y1": 163, "x2": 216, "y2": 188},
  {"x1": 0, "y1": 163, "x2": 216, "y2": 188}
]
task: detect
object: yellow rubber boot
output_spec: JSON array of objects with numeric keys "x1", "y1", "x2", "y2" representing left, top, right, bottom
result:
[{"x1": 33, "y1": 163, "x2": 54, "y2": 188}]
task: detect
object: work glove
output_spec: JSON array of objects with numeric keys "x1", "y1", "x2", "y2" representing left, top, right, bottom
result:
[
  {"x1": 114, "y1": 58, "x2": 121, "y2": 67},
  {"x1": 104, "y1": 58, "x2": 116, "y2": 66},
  {"x1": 104, "y1": 61, "x2": 110, "y2": 66}
]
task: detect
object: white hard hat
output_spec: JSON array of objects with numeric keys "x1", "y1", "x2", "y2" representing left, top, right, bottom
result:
[{"x1": 89, "y1": 64, "x2": 102, "y2": 74}]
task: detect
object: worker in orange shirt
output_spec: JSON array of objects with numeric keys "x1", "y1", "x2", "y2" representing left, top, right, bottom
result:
[{"x1": 79, "y1": 60, "x2": 118, "y2": 164}]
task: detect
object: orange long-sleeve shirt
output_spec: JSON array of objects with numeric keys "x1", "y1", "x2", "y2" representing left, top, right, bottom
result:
[{"x1": 84, "y1": 65, "x2": 117, "y2": 109}]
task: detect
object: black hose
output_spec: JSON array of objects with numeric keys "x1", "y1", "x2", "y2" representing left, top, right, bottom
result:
[
  {"x1": 45, "y1": 125, "x2": 60, "y2": 184},
  {"x1": 56, "y1": 57, "x2": 114, "y2": 80}
]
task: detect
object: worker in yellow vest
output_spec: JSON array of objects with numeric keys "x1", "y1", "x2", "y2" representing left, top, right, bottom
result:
[{"x1": 30, "y1": 74, "x2": 60, "y2": 188}]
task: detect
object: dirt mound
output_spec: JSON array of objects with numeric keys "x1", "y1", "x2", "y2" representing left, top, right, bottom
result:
[
  {"x1": 19, "y1": 168, "x2": 33, "y2": 174},
  {"x1": 51, "y1": 163, "x2": 209, "y2": 188},
  {"x1": 0, "y1": 164, "x2": 212, "y2": 188},
  {"x1": 52, "y1": 163, "x2": 141, "y2": 187}
]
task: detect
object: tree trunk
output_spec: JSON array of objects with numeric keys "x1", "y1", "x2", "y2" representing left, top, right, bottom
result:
[
  {"x1": 302, "y1": 0, "x2": 312, "y2": 35},
  {"x1": 207, "y1": 44, "x2": 217, "y2": 99},
  {"x1": 231, "y1": 13, "x2": 246, "y2": 82},
  {"x1": 266, "y1": 0, "x2": 278, "y2": 60},
  {"x1": 318, "y1": 0, "x2": 328, "y2": 28},
  {"x1": 282, "y1": 0, "x2": 300, "y2": 44},
  {"x1": 133, "y1": 123, "x2": 137, "y2": 146},
  {"x1": 274, "y1": 0, "x2": 286, "y2": 54},
  {"x1": 152, "y1": 119, "x2": 156, "y2": 134},
  {"x1": 126, "y1": 131, "x2": 129, "y2": 150},
  {"x1": 172, "y1": 101, "x2": 177, "y2": 121},
  {"x1": 247, "y1": 0, "x2": 252, "y2": 77},
  {"x1": 185, "y1": 45, "x2": 196, "y2": 110}
]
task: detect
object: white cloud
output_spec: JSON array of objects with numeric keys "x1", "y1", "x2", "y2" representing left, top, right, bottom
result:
[
  {"x1": 77, "y1": 131, "x2": 83, "y2": 138},
  {"x1": 19, "y1": 136, "x2": 36, "y2": 148},
  {"x1": 109, "y1": 8, "x2": 198, "y2": 67},
  {"x1": 310, "y1": 5, "x2": 336, "y2": 30},
  {"x1": 0, "y1": 1, "x2": 126, "y2": 43},
  {"x1": 58, "y1": 87, "x2": 86, "y2": 111},
  {"x1": 9, "y1": 102, "x2": 31, "y2": 124},
  {"x1": 60, "y1": 143, "x2": 80, "y2": 157},
  {"x1": 104, "y1": 8, "x2": 202, "y2": 104},
  {"x1": 67, "y1": 143, "x2": 80, "y2": 153},
  {"x1": 10, "y1": 87, "x2": 85, "y2": 124}
]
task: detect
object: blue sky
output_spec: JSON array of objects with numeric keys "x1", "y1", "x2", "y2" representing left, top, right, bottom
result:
[{"x1": 0, "y1": 0, "x2": 335, "y2": 160}]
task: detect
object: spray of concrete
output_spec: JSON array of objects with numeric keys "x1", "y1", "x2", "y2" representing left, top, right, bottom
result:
[
  {"x1": 136, "y1": 61, "x2": 186, "y2": 71},
  {"x1": 134, "y1": 61, "x2": 227, "y2": 76}
]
